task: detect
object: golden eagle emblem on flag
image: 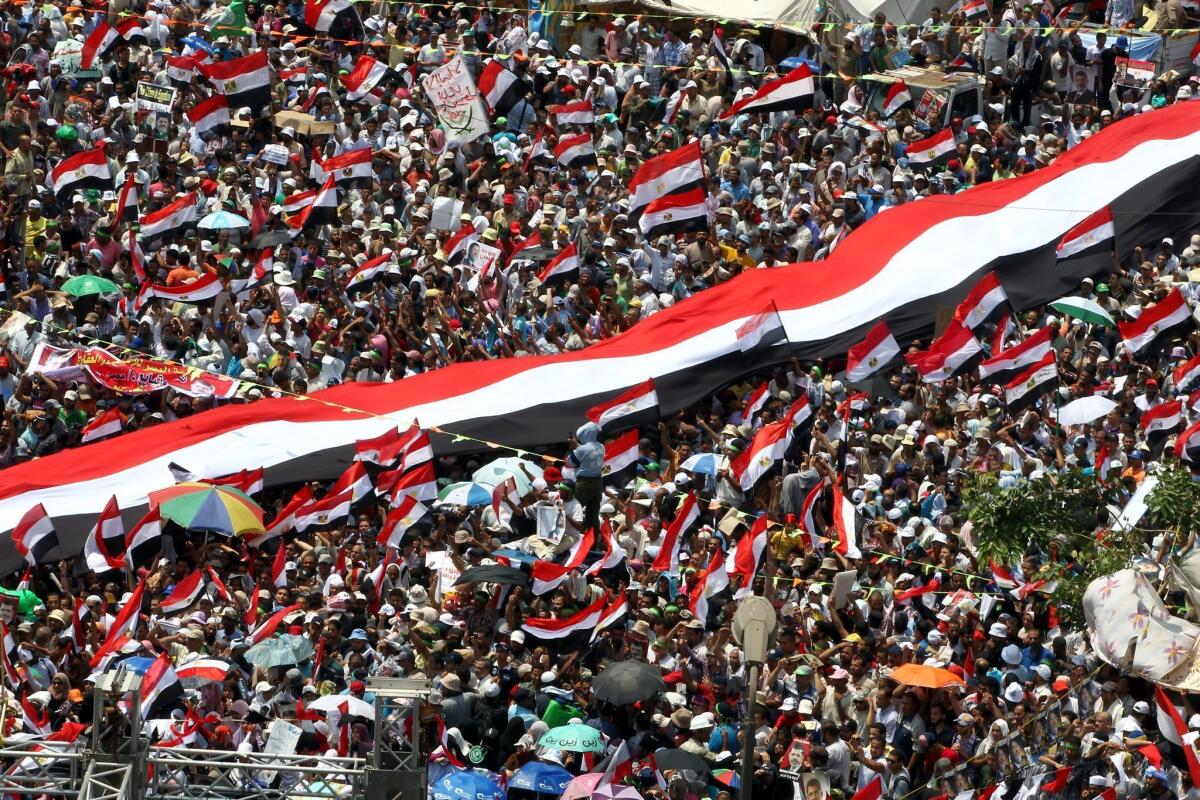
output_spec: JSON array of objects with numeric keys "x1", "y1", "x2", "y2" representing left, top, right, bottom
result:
[
  {"x1": 224, "y1": 80, "x2": 238, "y2": 94},
  {"x1": 868, "y1": 356, "x2": 879, "y2": 368}
]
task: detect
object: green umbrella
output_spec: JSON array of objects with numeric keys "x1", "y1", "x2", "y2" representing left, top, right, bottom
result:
[
  {"x1": 60, "y1": 274, "x2": 120, "y2": 297},
  {"x1": 1049, "y1": 296, "x2": 1114, "y2": 327},
  {"x1": 539, "y1": 723, "x2": 606, "y2": 753}
]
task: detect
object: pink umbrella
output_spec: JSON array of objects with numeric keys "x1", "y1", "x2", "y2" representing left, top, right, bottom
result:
[
  {"x1": 593, "y1": 785, "x2": 644, "y2": 800},
  {"x1": 561, "y1": 774, "x2": 604, "y2": 800}
]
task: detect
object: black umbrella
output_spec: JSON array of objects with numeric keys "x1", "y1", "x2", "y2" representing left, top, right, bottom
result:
[
  {"x1": 509, "y1": 246, "x2": 560, "y2": 262},
  {"x1": 454, "y1": 564, "x2": 529, "y2": 586},
  {"x1": 654, "y1": 748, "x2": 710, "y2": 775},
  {"x1": 249, "y1": 229, "x2": 295, "y2": 249},
  {"x1": 592, "y1": 660, "x2": 666, "y2": 705}
]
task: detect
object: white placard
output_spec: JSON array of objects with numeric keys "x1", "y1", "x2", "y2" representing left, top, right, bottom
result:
[
  {"x1": 262, "y1": 144, "x2": 290, "y2": 165},
  {"x1": 421, "y1": 56, "x2": 489, "y2": 146}
]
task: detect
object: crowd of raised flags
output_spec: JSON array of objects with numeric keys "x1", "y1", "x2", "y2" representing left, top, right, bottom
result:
[{"x1": 0, "y1": 0, "x2": 1198, "y2": 798}]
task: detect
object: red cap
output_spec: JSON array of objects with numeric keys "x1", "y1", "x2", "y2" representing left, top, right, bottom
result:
[
  {"x1": 350, "y1": 680, "x2": 365, "y2": 694},
  {"x1": 1052, "y1": 677, "x2": 1070, "y2": 691},
  {"x1": 824, "y1": 115, "x2": 837, "y2": 125},
  {"x1": 1145, "y1": 378, "x2": 1159, "y2": 387},
  {"x1": 448, "y1": 318, "x2": 461, "y2": 330},
  {"x1": 509, "y1": 221, "x2": 522, "y2": 234},
  {"x1": 543, "y1": 466, "x2": 563, "y2": 483},
  {"x1": 946, "y1": 159, "x2": 961, "y2": 171},
  {"x1": 503, "y1": 193, "x2": 516, "y2": 205},
  {"x1": 0, "y1": 356, "x2": 11, "y2": 369}
]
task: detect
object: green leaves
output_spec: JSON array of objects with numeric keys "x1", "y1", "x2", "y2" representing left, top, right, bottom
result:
[{"x1": 1147, "y1": 461, "x2": 1200, "y2": 537}]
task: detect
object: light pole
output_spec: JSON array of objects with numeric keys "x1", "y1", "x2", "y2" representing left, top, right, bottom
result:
[{"x1": 732, "y1": 597, "x2": 778, "y2": 800}]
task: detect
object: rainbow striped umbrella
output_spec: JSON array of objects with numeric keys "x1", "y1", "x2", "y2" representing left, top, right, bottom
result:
[{"x1": 148, "y1": 482, "x2": 264, "y2": 535}]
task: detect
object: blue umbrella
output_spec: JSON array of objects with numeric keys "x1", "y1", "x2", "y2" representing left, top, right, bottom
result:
[
  {"x1": 509, "y1": 762, "x2": 572, "y2": 795},
  {"x1": 680, "y1": 452, "x2": 723, "y2": 476},
  {"x1": 198, "y1": 210, "x2": 251, "y2": 230},
  {"x1": 437, "y1": 481, "x2": 496, "y2": 507},
  {"x1": 778, "y1": 57, "x2": 821, "y2": 75},
  {"x1": 431, "y1": 769, "x2": 504, "y2": 800},
  {"x1": 243, "y1": 634, "x2": 314, "y2": 668}
]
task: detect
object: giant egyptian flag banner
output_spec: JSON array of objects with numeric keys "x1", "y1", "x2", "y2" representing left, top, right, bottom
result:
[{"x1": 2, "y1": 105, "x2": 1200, "y2": 563}]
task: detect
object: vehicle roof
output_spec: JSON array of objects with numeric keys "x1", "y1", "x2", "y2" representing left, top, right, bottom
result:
[{"x1": 861, "y1": 67, "x2": 984, "y2": 91}]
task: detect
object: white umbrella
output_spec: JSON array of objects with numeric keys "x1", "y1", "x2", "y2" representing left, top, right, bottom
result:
[
  {"x1": 473, "y1": 456, "x2": 543, "y2": 495},
  {"x1": 1056, "y1": 395, "x2": 1117, "y2": 426},
  {"x1": 306, "y1": 694, "x2": 375, "y2": 719}
]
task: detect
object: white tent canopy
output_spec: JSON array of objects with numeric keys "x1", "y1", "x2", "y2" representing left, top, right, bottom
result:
[{"x1": 633, "y1": 0, "x2": 823, "y2": 34}]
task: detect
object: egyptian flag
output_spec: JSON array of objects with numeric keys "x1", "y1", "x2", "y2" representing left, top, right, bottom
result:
[
  {"x1": 200, "y1": 50, "x2": 271, "y2": 117},
  {"x1": 139, "y1": 192, "x2": 197, "y2": 246},
  {"x1": 688, "y1": 550, "x2": 730, "y2": 628},
  {"x1": 979, "y1": 326, "x2": 1052, "y2": 384},
  {"x1": 736, "y1": 301, "x2": 787, "y2": 352},
  {"x1": 269, "y1": 541, "x2": 288, "y2": 589},
  {"x1": 830, "y1": 485, "x2": 862, "y2": 559},
  {"x1": 551, "y1": 100, "x2": 594, "y2": 127},
  {"x1": 187, "y1": 94, "x2": 231, "y2": 138},
  {"x1": 719, "y1": 63, "x2": 814, "y2": 119},
  {"x1": 478, "y1": 60, "x2": 527, "y2": 117},
  {"x1": 785, "y1": 395, "x2": 814, "y2": 429},
  {"x1": 1003, "y1": 351, "x2": 1057, "y2": 413},
  {"x1": 116, "y1": 174, "x2": 139, "y2": 224},
  {"x1": 342, "y1": 55, "x2": 391, "y2": 102},
  {"x1": 1175, "y1": 355, "x2": 1200, "y2": 393},
  {"x1": 993, "y1": 311, "x2": 1013, "y2": 359},
  {"x1": 135, "y1": 273, "x2": 222, "y2": 312},
  {"x1": 725, "y1": 515, "x2": 768, "y2": 599},
  {"x1": 116, "y1": 18, "x2": 148, "y2": 47},
  {"x1": 555, "y1": 132, "x2": 596, "y2": 169},
  {"x1": 161, "y1": 569, "x2": 205, "y2": 614},
  {"x1": 90, "y1": 580, "x2": 145, "y2": 667},
  {"x1": 385, "y1": 463, "x2": 438, "y2": 505},
  {"x1": 954, "y1": 272, "x2": 1008, "y2": 331},
  {"x1": 80, "y1": 406, "x2": 126, "y2": 444},
  {"x1": 851, "y1": 777, "x2": 882, "y2": 800},
  {"x1": 294, "y1": 488, "x2": 353, "y2": 532},
  {"x1": 638, "y1": 186, "x2": 709, "y2": 238},
  {"x1": 393, "y1": 425, "x2": 434, "y2": 469},
  {"x1": 524, "y1": 126, "x2": 549, "y2": 170},
  {"x1": 531, "y1": 529, "x2": 594, "y2": 594},
  {"x1": 51, "y1": 146, "x2": 112, "y2": 202},
  {"x1": 731, "y1": 419, "x2": 794, "y2": 491},
  {"x1": 282, "y1": 189, "x2": 316, "y2": 217},
  {"x1": 327, "y1": 461, "x2": 373, "y2": 502},
  {"x1": 205, "y1": 467, "x2": 264, "y2": 497},
  {"x1": 12, "y1": 504, "x2": 56, "y2": 568},
  {"x1": 846, "y1": 320, "x2": 900, "y2": 382},
  {"x1": 537, "y1": 241, "x2": 580, "y2": 285},
  {"x1": 295, "y1": 176, "x2": 338, "y2": 230},
  {"x1": 587, "y1": 377, "x2": 658, "y2": 432},
  {"x1": 1140, "y1": 399, "x2": 1184, "y2": 443},
  {"x1": 1057, "y1": 206, "x2": 1114, "y2": 262},
  {"x1": 521, "y1": 594, "x2": 606, "y2": 641},
  {"x1": 442, "y1": 225, "x2": 479, "y2": 265},
  {"x1": 356, "y1": 427, "x2": 403, "y2": 464},
  {"x1": 963, "y1": 0, "x2": 989, "y2": 16},
  {"x1": 652, "y1": 491, "x2": 699, "y2": 576},
  {"x1": 81, "y1": 21, "x2": 121, "y2": 69},
  {"x1": 312, "y1": 148, "x2": 372, "y2": 188},
  {"x1": 140, "y1": 654, "x2": 184, "y2": 720},
  {"x1": 279, "y1": 66, "x2": 309, "y2": 87},
  {"x1": 1176, "y1": 419, "x2": 1200, "y2": 462},
  {"x1": 0, "y1": 623, "x2": 22, "y2": 688},
  {"x1": 176, "y1": 659, "x2": 230, "y2": 685},
  {"x1": 905, "y1": 127, "x2": 956, "y2": 169},
  {"x1": 906, "y1": 320, "x2": 983, "y2": 383},
  {"x1": 166, "y1": 53, "x2": 208, "y2": 87},
  {"x1": 377, "y1": 494, "x2": 429, "y2": 549},
  {"x1": 628, "y1": 141, "x2": 705, "y2": 222},
  {"x1": 83, "y1": 496, "x2": 125, "y2": 574},
  {"x1": 587, "y1": 521, "x2": 627, "y2": 577},
  {"x1": 1119, "y1": 288, "x2": 1191, "y2": 356},
  {"x1": 601, "y1": 429, "x2": 640, "y2": 480},
  {"x1": 1156, "y1": 684, "x2": 1200, "y2": 790},
  {"x1": 125, "y1": 507, "x2": 164, "y2": 571},
  {"x1": 345, "y1": 253, "x2": 392, "y2": 293},
  {"x1": 509, "y1": 229, "x2": 542, "y2": 264},
  {"x1": 304, "y1": 0, "x2": 362, "y2": 37},
  {"x1": 883, "y1": 81, "x2": 912, "y2": 116},
  {"x1": 743, "y1": 382, "x2": 771, "y2": 422},
  {"x1": 21, "y1": 694, "x2": 51, "y2": 736},
  {"x1": 592, "y1": 595, "x2": 629, "y2": 640}
]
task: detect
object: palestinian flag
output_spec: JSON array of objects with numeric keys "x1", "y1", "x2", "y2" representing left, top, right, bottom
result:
[
  {"x1": 978, "y1": 326, "x2": 1052, "y2": 384},
  {"x1": 883, "y1": 81, "x2": 912, "y2": 116},
  {"x1": 845, "y1": 320, "x2": 900, "y2": 382},
  {"x1": 478, "y1": 60, "x2": 527, "y2": 117},
  {"x1": 187, "y1": 94, "x2": 231, "y2": 138},
  {"x1": 521, "y1": 594, "x2": 607, "y2": 641},
  {"x1": 638, "y1": 186, "x2": 709, "y2": 239},
  {"x1": 342, "y1": 55, "x2": 390, "y2": 102},
  {"x1": 719, "y1": 63, "x2": 814, "y2": 119},
  {"x1": 627, "y1": 141, "x2": 705, "y2": 222},
  {"x1": 1057, "y1": 205, "x2": 1114, "y2": 260},
  {"x1": 81, "y1": 22, "x2": 121, "y2": 69},
  {"x1": 1140, "y1": 399, "x2": 1184, "y2": 443},
  {"x1": 1003, "y1": 351, "x2": 1057, "y2": 413},
  {"x1": 688, "y1": 550, "x2": 729, "y2": 628},
  {"x1": 125, "y1": 507, "x2": 164, "y2": 571},
  {"x1": 537, "y1": 242, "x2": 580, "y2": 285},
  {"x1": 555, "y1": 132, "x2": 596, "y2": 169},
  {"x1": 199, "y1": 50, "x2": 271, "y2": 117},
  {"x1": 725, "y1": 515, "x2": 768, "y2": 599},
  {"x1": 587, "y1": 377, "x2": 658, "y2": 432},
  {"x1": 736, "y1": 301, "x2": 786, "y2": 352},
  {"x1": 651, "y1": 491, "x2": 699, "y2": 576},
  {"x1": 82, "y1": 496, "x2": 125, "y2": 574},
  {"x1": 51, "y1": 147, "x2": 112, "y2": 202},
  {"x1": 160, "y1": 569, "x2": 205, "y2": 614},
  {"x1": 905, "y1": 127, "x2": 956, "y2": 169},
  {"x1": 954, "y1": 272, "x2": 1008, "y2": 331},
  {"x1": 731, "y1": 418, "x2": 794, "y2": 491},
  {"x1": 906, "y1": 320, "x2": 983, "y2": 383},
  {"x1": 12, "y1": 503, "x2": 56, "y2": 567},
  {"x1": 312, "y1": 148, "x2": 373, "y2": 188},
  {"x1": 377, "y1": 494, "x2": 429, "y2": 549},
  {"x1": 139, "y1": 192, "x2": 198, "y2": 247},
  {"x1": 1119, "y1": 287, "x2": 1191, "y2": 356},
  {"x1": 551, "y1": 100, "x2": 594, "y2": 127}
]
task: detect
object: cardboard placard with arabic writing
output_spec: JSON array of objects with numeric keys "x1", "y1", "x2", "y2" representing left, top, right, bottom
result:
[{"x1": 421, "y1": 56, "x2": 489, "y2": 146}]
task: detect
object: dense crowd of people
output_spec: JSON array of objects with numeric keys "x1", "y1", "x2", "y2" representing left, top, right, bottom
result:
[{"x1": 0, "y1": 0, "x2": 1196, "y2": 799}]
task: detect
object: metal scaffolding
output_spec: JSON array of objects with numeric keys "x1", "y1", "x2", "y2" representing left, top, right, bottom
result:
[
  {"x1": 0, "y1": 743, "x2": 86, "y2": 798},
  {"x1": 145, "y1": 747, "x2": 367, "y2": 800}
]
